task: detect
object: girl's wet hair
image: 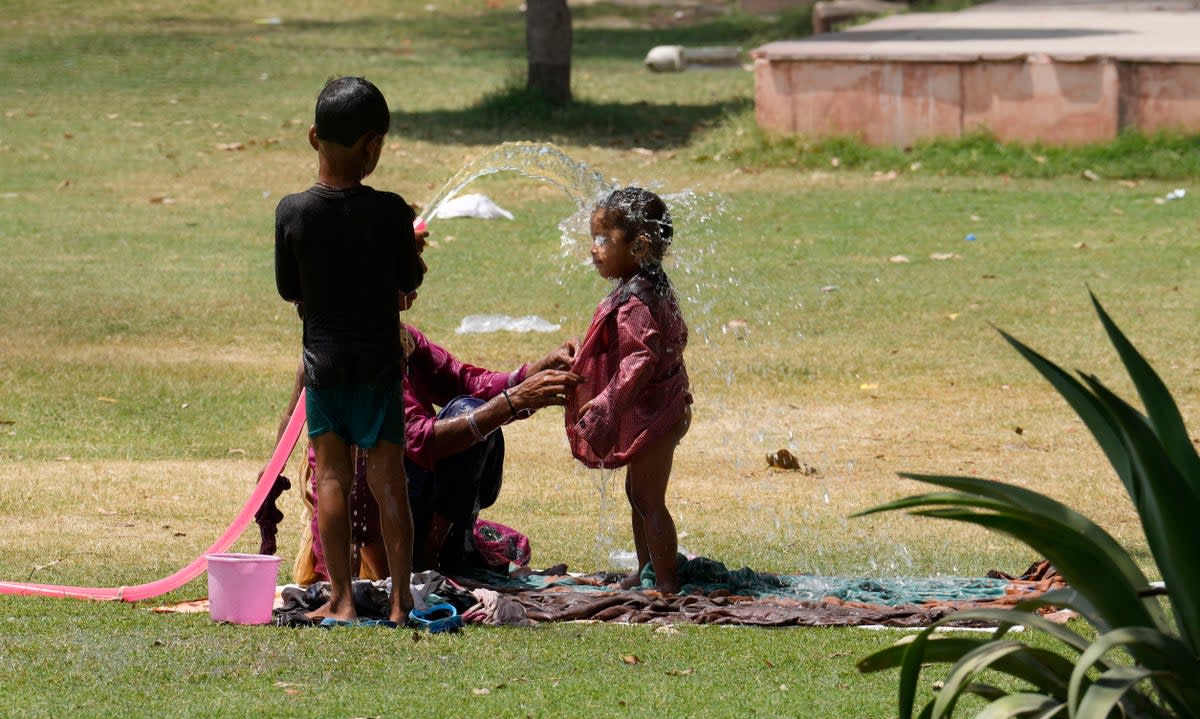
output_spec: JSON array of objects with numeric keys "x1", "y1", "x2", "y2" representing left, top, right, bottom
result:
[
  {"x1": 597, "y1": 186, "x2": 673, "y2": 264},
  {"x1": 314, "y1": 76, "x2": 390, "y2": 147},
  {"x1": 597, "y1": 186, "x2": 674, "y2": 296}
]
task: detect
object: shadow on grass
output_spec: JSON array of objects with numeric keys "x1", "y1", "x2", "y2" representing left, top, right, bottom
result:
[{"x1": 391, "y1": 86, "x2": 752, "y2": 149}]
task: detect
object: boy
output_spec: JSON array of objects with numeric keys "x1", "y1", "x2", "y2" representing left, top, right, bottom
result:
[{"x1": 275, "y1": 76, "x2": 424, "y2": 625}]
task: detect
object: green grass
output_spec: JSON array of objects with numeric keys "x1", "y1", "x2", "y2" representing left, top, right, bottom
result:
[{"x1": 1, "y1": 1, "x2": 1199, "y2": 717}]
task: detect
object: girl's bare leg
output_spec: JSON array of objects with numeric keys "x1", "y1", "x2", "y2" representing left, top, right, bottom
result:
[
  {"x1": 364, "y1": 438, "x2": 415, "y2": 624},
  {"x1": 308, "y1": 433, "x2": 357, "y2": 621},
  {"x1": 624, "y1": 407, "x2": 691, "y2": 594}
]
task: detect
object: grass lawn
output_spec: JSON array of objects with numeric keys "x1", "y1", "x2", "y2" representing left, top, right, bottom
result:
[{"x1": 1, "y1": 1, "x2": 1198, "y2": 717}]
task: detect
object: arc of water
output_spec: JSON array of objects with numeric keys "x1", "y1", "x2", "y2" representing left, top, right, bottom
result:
[{"x1": 413, "y1": 141, "x2": 614, "y2": 232}]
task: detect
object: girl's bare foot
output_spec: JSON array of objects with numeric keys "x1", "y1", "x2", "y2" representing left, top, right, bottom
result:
[{"x1": 617, "y1": 572, "x2": 642, "y2": 590}]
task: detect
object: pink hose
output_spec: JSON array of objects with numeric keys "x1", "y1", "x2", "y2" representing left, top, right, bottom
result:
[{"x1": 0, "y1": 390, "x2": 307, "y2": 602}]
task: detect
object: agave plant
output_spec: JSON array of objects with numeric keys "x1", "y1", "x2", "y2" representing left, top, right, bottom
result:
[{"x1": 856, "y1": 293, "x2": 1200, "y2": 718}]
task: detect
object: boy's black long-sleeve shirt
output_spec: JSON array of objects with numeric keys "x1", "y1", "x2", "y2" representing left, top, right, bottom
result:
[{"x1": 275, "y1": 184, "x2": 424, "y2": 388}]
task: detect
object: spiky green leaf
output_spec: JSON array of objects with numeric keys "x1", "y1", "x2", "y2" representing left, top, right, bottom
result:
[
  {"x1": 898, "y1": 504, "x2": 1158, "y2": 633},
  {"x1": 974, "y1": 693, "x2": 1063, "y2": 719},
  {"x1": 1089, "y1": 291, "x2": 1200, "y2": 491},
  {"x1": 1075, "y1": 665, "x2": 1155, "y2": 719},
  {"x1": 995, "y1": 327, "x2": 1134, "y2": 497},
  {"x1": 1083, "y1": 374, "x2": 1200, "y2": 650},
  {"x1": 1069, "y1": 626, "x2": 1200, "y2": 714}
]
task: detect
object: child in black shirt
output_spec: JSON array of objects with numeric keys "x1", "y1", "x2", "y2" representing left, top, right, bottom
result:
[{"x1": 275, "y1": 76, "x2": 424, "y2": 625}]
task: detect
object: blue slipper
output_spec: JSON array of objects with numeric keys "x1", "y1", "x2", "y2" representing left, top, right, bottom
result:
[
  {"x1": 319, "y1": 617, "x2": 398, "y2": 629},
  {"x1": 408, "y1": 603, "x2": 464, "y2": 633}
]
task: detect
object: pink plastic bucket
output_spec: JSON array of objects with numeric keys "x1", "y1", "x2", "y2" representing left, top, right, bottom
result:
[{"x1": 205, "y1": 553, "x2": 282, "y2": 625}]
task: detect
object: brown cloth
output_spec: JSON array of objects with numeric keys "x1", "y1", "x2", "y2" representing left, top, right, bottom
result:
[{"x1": 449, "y1": 560, "x2": 1067, "y2": 627}]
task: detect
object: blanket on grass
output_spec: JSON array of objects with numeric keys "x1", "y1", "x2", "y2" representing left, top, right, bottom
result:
[{"x1": 245, "y1": 557, "x2": 1066, "y2": 628}]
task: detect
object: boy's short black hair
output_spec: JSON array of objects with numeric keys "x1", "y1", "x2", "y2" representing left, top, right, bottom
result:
[{"x1": 314, "y1": 76, "x2": 390, "y2": 147}]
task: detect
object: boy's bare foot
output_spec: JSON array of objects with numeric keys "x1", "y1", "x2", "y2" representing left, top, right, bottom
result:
[
  {"x1": 389, "y1": 589, "x2": 415, "y2": 625},
  {"x1": 305, "y1": 601, "x2": 356, "y2": 623}
]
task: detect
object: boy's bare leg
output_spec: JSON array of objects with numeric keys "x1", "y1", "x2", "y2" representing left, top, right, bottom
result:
[
  {"x1": 624, "y1": 407, "x2": 691, "y2": 594},
  {"x1": 364, "y1": 438, "x2": 415, "y2": 624},
  {"x1": 308, "y1": 433, "x2": 357, "y2": 621}
]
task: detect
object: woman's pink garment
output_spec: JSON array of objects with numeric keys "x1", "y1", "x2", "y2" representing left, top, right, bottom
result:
[
  {"x1": 565, "y1": 275, "x2": 692, "y2": 469},
  {"x1": 402, "y1": 324, "x2": 526, "y2": 471}
]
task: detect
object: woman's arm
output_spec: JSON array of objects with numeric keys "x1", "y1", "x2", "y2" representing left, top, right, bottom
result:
[{"x1": 428, "y1": 368, "x2": 581, "y2": 460}]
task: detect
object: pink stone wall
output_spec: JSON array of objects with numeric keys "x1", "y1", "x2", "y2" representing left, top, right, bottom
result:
[
  {"x1": 754, "y1": 54, "x2": 1200, "y2": 145},
  {"x1": 1119, "y1": 63, "x2": 1200, "y2": 134},
  {"x1": 755, "y1": 58, "x2": 962, "y2": 146},
  {"x1": 961, "y1": 59, "x2": 1119, "y2": 145}
]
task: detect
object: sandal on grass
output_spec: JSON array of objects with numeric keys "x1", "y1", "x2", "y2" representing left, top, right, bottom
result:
[
  {"x1": 408, "y1": 602, "x2": 464, "y2": 633},
  {"x1": 318, "y1": 617, "x2": 398, "y2": 629}
]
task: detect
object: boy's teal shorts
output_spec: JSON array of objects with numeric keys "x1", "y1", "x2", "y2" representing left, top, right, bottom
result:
[{"x1": 305, "y1": 381, "x2": 406, "y2": 448}]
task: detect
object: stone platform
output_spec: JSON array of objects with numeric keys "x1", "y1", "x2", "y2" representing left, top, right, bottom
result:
[{"x1": 751, "y1": 1, "x2": 1200, "y2": 145}]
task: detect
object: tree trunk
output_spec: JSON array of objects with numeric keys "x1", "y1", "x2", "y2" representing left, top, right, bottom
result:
[{"x1": 525, "y1": 0, "x2": 572, "y2": 105}]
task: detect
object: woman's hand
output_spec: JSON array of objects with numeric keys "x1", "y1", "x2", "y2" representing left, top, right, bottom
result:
[
  {"x1": 528, "y1": 337, "x2": 578, "y2": 376},
  {"x1": 507, "y1": 368, "x2": 582, "y2": 412}
]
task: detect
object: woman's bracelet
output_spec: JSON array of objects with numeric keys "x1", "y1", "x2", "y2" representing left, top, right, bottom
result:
[
  {"x1": 466, "y1": 410, "x2": 487, "y2": 442},
  {"x1": 501, "y1": 388, "x2": 517, "y2": 419}
]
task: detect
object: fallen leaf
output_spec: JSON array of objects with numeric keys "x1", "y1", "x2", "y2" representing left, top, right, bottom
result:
[
  {"x1": 97, "y1": 396, "x2": 118, "y2": 403},
  {"x1": 820, "y1": 284, "x2": 838, "y2": 293},
  {"x1": 1081, "y1": 169, "x2": 1100, "y2": 181},
  {"x1": 1073, "y1": 241, "x2": 1088, "y2": 249},
  {"x1": 766, "y1": 449, "x2": 800, "y2": 470},
  {"x1": 929, "y1": 252, "x2": 960, "y2": 261},
  {"x1": 946, "y1": 313, "x2": 959, "y2": 321},
  {"x1": 631, "y1": 147, "x2": 654, "y2": 157},
  {"x1": 215, "y1": 142, "x2": 245, "y2": 151},
  {"x1": 621, "y1": 654, "x2": 641, "y2": 665},
  {"x1": 860, "y1": 383, "x2": 878, "y2": 390},
  {"x1": 666, "y1": 668, "x2": 694, "y2": 676},
  {"x1": 56, "y1": 179, "x2": 71, "y2": 190},
  {"x1": 888, "y1": 255, "x2": 910, "y2": 263},
  {"x1": 472, "y1": 688, "x2": 490, "y2": 695}
]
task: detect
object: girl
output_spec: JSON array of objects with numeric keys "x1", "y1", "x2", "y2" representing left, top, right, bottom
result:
[{"x1": 565, "y1": 187, "x2": 693, "y2": 594}]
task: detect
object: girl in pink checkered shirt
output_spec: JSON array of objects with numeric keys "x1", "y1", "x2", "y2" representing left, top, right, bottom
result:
[{"x1": 565, "y1": 187, "x2": 693, "y2": 594}]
